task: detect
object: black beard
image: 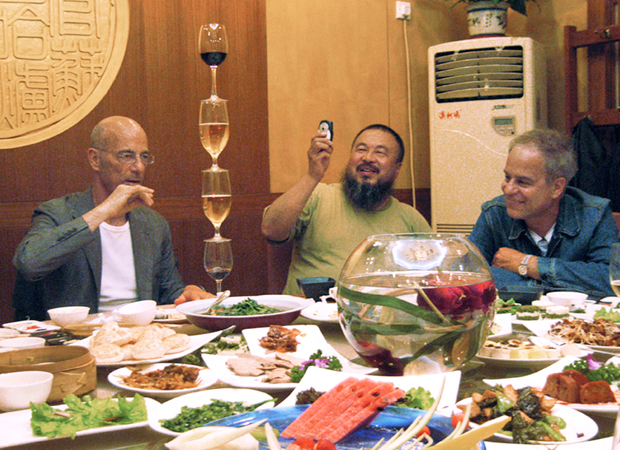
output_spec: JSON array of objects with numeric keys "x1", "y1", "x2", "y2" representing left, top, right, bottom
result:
[{"x1": 342, "y1": 170, "x2": 394, "y2": 211}]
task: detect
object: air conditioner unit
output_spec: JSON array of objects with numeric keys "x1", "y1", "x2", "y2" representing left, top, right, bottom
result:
[{"x1": 428, "y1": 37, "x2": 547, "y2": 234}]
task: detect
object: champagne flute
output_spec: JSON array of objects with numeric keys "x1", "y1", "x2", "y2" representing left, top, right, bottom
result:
[
  {"x1": 199, "y1": 23, "x2": 228, "y2": 99},
  {"x1": 202, "y1": 168, "x2": 231, "y2": 239},
  {"x1": 610, "y1": 243, "x2": 620, "y2": 296},
  {"x1": 204, "y1": 238, "x2": 233, "y2": 294},
  {"x1": 199, "y1": 98, "x2": 229, "y2": 169}
]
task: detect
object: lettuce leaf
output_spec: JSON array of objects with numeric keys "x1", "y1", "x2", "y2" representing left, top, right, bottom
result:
[{"x1": 30, "y1": 394, "x2": 147, "y2": 438}]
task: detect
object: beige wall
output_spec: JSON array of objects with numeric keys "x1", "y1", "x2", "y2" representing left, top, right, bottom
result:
[{"x1": 266, "y1": 0, "x2": 588, "y2": 193}]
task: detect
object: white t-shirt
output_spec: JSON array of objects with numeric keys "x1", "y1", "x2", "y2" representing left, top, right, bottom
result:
[
  {"x1": 98, "y1": 221, "x2": 138, "y2": 311},
  {"x1": 529, "y1": 224, "x2": 555, "y2": 256}
]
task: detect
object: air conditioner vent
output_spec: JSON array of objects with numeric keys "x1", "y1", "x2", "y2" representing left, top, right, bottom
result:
[{"x1": 434, "y1": 45, "x2": 524, "y2": 102}]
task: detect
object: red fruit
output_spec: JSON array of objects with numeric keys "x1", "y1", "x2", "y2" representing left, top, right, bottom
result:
[
  {"x1": 315, "y1": 439, "x2": 337, "y2": 450},
  {"x1": 416, "y1": 426, "x2": 431, "y2": 438},
  {"x1": 451, "y1": 412, "x2": 469, "y2": 429},
  {"x1": 286, "y1": 438, "x2": 316, "y2": 450}
]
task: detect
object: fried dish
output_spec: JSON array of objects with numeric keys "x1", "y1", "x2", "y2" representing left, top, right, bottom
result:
[
  {"x1": 259, "y1": 325, "x2": 301, "y2": 353},
  {"x1": 121, "y1": 364, "x2": 200, "y2": 390}
]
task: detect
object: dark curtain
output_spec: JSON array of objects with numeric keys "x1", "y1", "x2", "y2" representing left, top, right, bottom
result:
[{"x1": 571, "y1": 117, "x2": 620, "y2": 211}]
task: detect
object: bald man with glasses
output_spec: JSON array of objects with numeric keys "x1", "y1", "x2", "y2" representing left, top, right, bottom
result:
[{"x1": 12, "y1": 116, "x2": 212, "y2": 320}]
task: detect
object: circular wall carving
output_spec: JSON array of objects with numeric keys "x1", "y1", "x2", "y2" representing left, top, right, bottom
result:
[{"x1": 0, "y1": 0, "x2": 130, "y2": 149}]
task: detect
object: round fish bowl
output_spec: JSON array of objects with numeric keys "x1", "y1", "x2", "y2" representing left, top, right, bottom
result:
[{"x1": 336, "y1": 233, "x2": 496, "y2": 376}]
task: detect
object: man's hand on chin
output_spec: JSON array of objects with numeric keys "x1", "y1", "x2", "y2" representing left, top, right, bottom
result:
[{"x1": 174, "y1": 285, "x2": 215, "y2": 305}]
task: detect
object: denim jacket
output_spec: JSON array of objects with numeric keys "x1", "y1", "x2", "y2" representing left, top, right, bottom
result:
[{"x1": 469, "y1": 187, "x2": 619, "y2": 299}]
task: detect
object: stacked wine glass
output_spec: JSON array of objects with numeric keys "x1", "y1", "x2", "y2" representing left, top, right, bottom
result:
[{"x1": 199, "y1": 23, "x2": 232, "y2": 294}]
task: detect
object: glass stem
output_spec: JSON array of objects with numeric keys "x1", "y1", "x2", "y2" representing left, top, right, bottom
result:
[
  {"x1": 211, "y1": 66, "x2": 217, "y2": 97},
  {"x1": 216, "y1": 280, "x2": 222, "y2": 294}
]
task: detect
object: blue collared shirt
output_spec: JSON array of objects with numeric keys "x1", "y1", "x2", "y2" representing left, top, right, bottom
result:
[{"x1": 469, "y1": 187, "x2": 619, "y2": 299}]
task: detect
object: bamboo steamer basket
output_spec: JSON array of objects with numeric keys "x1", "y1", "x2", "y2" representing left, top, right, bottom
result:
[{"x1": 0, "y1": 346, "x2": 96, "y2": 401}]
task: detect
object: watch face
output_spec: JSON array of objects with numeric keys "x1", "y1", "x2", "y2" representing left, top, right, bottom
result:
[{"x1": 518, "y1": 265, "x2": 527, "y2": 276}]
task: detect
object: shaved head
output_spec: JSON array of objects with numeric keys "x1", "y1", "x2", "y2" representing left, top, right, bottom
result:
[{"x1": 90, "y1": 116, "x2": 147, "y2": 150}]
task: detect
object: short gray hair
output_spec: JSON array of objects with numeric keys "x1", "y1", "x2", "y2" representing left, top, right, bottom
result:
[{"x1": 508, "y1": 129, "x2": 578, "y2": 182}]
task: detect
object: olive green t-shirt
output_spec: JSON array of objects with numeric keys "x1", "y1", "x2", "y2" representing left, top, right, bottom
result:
[{"x1": 277, "y1": 183, "x2": 431, "y2": 296}]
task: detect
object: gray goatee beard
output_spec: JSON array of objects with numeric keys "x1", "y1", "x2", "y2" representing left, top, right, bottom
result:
[{"x1": 342, "y1": 170, "x2": 394, "y2": 211}]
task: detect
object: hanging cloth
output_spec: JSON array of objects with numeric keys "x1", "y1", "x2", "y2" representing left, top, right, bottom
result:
[{"x1": 570, "y1": 117, "x2": 609, "y2": 198}]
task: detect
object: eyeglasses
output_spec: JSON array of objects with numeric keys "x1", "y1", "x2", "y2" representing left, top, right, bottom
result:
[{"x1": 98, "y1": 149, "x2": 155, "y2": 165}]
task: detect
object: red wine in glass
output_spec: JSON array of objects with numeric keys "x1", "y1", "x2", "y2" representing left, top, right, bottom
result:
[
  {"x1": 201, "y1": 52, "x2": 227, "y2": 67},
  {"x1": 199, "y1": 24, "x2": 228, "y2": 98}
]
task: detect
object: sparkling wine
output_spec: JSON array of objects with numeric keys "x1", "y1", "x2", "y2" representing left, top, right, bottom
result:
[
  {"x1": 206, "y1": 267, "x2": 231, "y2": 281},
  {"x1": 199, "y1": 123, "x2": 229, "y2": 161},
  {"x1": 202, "y1": 194, "x2": 231, "y2": 226},
  {"x1": 201, "y1": 51, "x2": 227, "y2": 66},
  {"x1": 612, "y1": 280, "x2": 620, "y2": 297}
]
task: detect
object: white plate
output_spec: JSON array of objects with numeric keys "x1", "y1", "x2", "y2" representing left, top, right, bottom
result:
[
  {"x1": 244, "y1": 324, "x2": 336, "y2": 359},
  {"x1": 279, "y1": 365, "x2": 461, "y2": 415},
  {"x1": 3, "y1": 320, "x2": 60, "y2": 333},
  {"x1": 153, "y1": 306, "x2": 188, "y2": 324},
  {"x1": 147, "y1": 388, "x2": 274, "y2": 437},
  {"x1": 0, "y1": 396, "x2": 160, "y2": 447},
  {"x1": 484, "y1": 437, "x2": 612, "y2": 450},
  {"x1": 244, "y1": 324, "x2": 376, "y2": 374},
  {"x1": 489, "y1": 313, "x2": 512, "y2": 338},
  {"x1": 484, "y1": 355, "x2": 620, "y2": 417},
  {"x1": 107, "y1": 363, "x2": 218, "y2": 399},
  {"x1": 204, "y1": 326, "x2": 375, "y2": 392},
  {"x1": 522, "y1": 320, "x2": 620, "y2": 354},
  {"x1": 300, "y1": 302, "x2": 338, "y2": 323},
  {"x1": 476, "y1": 355, "x2": 568, "y2": 370},
  {"x1": 72, "y1": 330, "x2": 223, "y2": 367},
  {"x1": 456, "y1": 399, "x2": 598, "y2": 444}
]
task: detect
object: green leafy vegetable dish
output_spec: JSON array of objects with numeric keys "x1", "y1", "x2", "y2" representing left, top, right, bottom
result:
[
  {"x1": 160, "y1": 398, "x2": 274, "y2": 433},
  {"x1": 31, "y1": 394, "x2": 147, "y2": 438},
  {"x1": 206, "y1": 298, "x2": 282, "y2": 316},
  {"x1": 594, "y1": 307, "x2": 620, "y2": 323}
]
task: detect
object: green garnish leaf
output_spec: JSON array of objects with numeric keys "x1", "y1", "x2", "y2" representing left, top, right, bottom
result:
[
  {"x1": 290, "y1": 349, "x2": 343, "y2": 383},
  {"x1": 30, "y1": 394, "x2": 147, "y2": 438}
]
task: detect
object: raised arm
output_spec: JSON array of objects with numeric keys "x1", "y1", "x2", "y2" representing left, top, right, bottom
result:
[
  {"x1": 261, "y1": 133, "x2": 333, "y2": 242},
  {"x1": 83, "y1": 184, "x2": 154, "y2": 231}
]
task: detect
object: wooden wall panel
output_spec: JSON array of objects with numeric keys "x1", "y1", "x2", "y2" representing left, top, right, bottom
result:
[{"x1": 0, "y1": 0, "x2": 270, "y2": 324}]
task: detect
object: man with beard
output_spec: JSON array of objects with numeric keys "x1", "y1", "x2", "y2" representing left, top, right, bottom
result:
[
  {"x1": 13, "y1": 116, "x2": 213, "y2": 320},
  {"x1": 261, "y1": 124, "x2": 430, "y2": 296}
]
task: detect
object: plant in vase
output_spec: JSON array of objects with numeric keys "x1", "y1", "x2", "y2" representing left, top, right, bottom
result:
[
  {"x1": 447, "y1": 0, "x2": 539, "y2": 37},
  {"x1": 447, "y1": 0, "x2": 538, "y2": 16}
]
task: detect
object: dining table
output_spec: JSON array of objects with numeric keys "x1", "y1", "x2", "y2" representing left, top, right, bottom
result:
[{"x1": 2, "y1": 313, "x2": 617, "y2": 450}]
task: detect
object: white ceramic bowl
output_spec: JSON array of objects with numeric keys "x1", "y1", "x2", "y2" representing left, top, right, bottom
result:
[
  {"x1": 47, "y1": 306, "x2": 90, "y2": 327},
  {"x1": 0, "y1": 371, "x2": 53, "y2": 411},
  {"x1": 546, "y1": 291, "x2": 588, "y2": 307},
  {"x1": 0, "y1": 337, "x2": 46, "y2": 350},
  {"x1": 600, "y1": 296, "x2": 620, "y2": 308},
  {"x1": 118, "y1": 300, "x2": 157, "y2": 326}
]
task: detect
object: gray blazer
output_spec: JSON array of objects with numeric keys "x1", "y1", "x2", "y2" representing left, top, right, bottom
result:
[{"x1": 13, "y1": 188, "x2": 185, "y2": 320}]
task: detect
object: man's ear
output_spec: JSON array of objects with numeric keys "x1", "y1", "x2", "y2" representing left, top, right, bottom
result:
[
  {"x1": 394, "y1": 161, "x2": 403, "y2": 179},
  {"x1": 552, "y1": 177, "x2": 567, "y2": 199},
  {"x1": 87, "y1": 147, "x2": 100, "y2": 171}
]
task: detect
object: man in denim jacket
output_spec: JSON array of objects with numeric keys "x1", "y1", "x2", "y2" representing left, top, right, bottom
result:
[{"x1": 469, "y1": 129, "x2": 619, "y2": 299}]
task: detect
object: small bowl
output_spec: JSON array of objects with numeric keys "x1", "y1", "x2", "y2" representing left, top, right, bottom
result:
[
  {"x1": 599, "y1": 297, "x2": 620, "y2": 308},
  {"x1": 296, "y1": 277, "x2": 336, "y2": 301},
  {"x1": 546, "y1": 291, "x2": 588, "y2": 307},
  {"x1": 497, "y1": 286, "x2": 543, "y2": 305},
  {"x1": 0, "y1": 337, "x2": 46, "y2": 351},
  {"x1": 47, "y1": 306, "x2": 90, "y2": 328},
  {"x1": 118, "y1": 300, "x2": 157, "y2": 326},
  {"x1": 176, "y1": 295, "x2": 314, "y2": 331},
  {"x1": 0, "y1": 371, "x2": 53, "y2": 411}
]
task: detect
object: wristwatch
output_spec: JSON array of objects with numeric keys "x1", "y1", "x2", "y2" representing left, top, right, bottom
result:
[{"x1": 518, "y1": 255, "x2": 531, "y2": 277}]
